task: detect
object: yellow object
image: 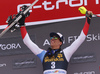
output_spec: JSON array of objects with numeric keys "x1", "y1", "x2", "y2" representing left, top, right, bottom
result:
[{"x1": 78, "y1": 6, "x2": 87, "y2": 14}]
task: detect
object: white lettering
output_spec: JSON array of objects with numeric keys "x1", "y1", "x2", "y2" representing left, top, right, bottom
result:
[
  {"x1": 87, "y1": 34, "x2": 92, "y2": 42},
  {"x1": 68, "y1": 36, "x2": 73, "y2": 43},
  {"x1": 42, "y1": 1, "x2": 55, "y2": 10},
  {"x1": 0, "y1": 43, "x2": 21, "y2": 50},
  {"x1": 56, "y1": 0, "x2": 68, "y2": 9},
  {"x1": 84, "y1": 0, "x2": 87, "y2": 6},
  {"x1": 16, "y1": 43, "x2": 21, "y2": 49},
  {"x1": 92, "y1": 34, "x2": 98, "y2": 41},
  {"x1": 74, "y1": 71, "x2": 95, "y2": 74},
  {"x1": 0, "y1": 63, "x2": 6, "y2": 67},
  {"x1": 11, "y1": 43, "x2": 16, "y2": 49},
  {"x1": 98, "y1": 33, "x2": 100, "y2": 40},
  {"x1": 87, "y1": 33, "x2": 100, "y2": 41},
  {"x1": 84, "y1": 0, "x2": 99, "y2": 6},
  {"x1": 73, "y1": 55, "x2": 93, "y2": 60},
  {"x1": 15, "y1": 61, "x2": 34, "y2": 65},
  {"x1": 68, "y1": 33, "x2": 100, "y2": 43},
  {"x1": 43, "y1": 33, "x2": 100, "y2": 46},
  {"x1": 17, "y1": 0, "x2": 100, "y2": 11},
  {"x1": 68, "y1": 36, "x2": 78, "y2": 43},
  {"x1": 69, "y1": 0, "x2": 83, "y2": 7},
  {"x1": 43, "y1": 39, "x2": 50, "y2": 46},
  {"x1": 96, "y1": 0, "x2": 99, "y2": 4}
]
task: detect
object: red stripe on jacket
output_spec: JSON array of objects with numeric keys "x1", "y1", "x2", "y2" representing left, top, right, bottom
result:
[
  {"x1": 20, "y1": 26, "x2": 27, "y2": 39},
  {"x1": 83, "y1": 18, "x2": 90, "y2": 35}
]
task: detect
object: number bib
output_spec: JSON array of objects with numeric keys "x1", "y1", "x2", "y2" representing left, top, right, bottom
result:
[{"x1": 42, "y1": 50, "x2": 68, "y2": 73}]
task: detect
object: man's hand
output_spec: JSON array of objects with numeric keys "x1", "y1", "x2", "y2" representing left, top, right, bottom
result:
[
  {"x1": 87, "y1": 11, "x2": 93, "y2": 15},
  {"x1": 18, "y1": 13, "x2": 26, "y2": 26},
  {"x1": 18, "y1": 5, "x2": 30, "y2": 27},
  {"x1": 86, "y1": 11, "x2": 93, "y2": 19}
]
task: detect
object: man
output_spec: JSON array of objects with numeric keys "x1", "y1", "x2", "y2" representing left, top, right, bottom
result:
[{"x1": 19, "y1": 11, "x2": 92, "y2": 74}]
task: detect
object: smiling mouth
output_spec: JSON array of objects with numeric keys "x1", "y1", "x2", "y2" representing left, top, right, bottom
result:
[
  {"x1": 51, "y1": 40, "x2": 55, "y2": 43},
  {"x1": 51, "y1": 40, "x2": 54, "y2": 43}
]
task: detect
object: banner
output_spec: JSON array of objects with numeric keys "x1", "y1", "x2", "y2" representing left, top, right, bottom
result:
[
  {"x1": 70, "y1": 54, "x2": 96, "y2": 63},
  {"x1": 13, "y1": 58, "x2": 36, "y2": 69},
  {"x1": 0, "y1": 0, "x2": 100, "y2": 29},
  {"x1": 0, "y1": 35, "x2": 35, "y2": 56}
]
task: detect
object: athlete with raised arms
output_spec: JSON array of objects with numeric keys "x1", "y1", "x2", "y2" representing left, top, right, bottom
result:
[{"x1": 19, "y1": 11, "x2": 92, "y2": 74}]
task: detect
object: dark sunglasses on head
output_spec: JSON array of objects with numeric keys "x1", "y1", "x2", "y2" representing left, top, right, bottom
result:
[{"x1": 50, "y1": 37, "x2": 59, "y2": 40}]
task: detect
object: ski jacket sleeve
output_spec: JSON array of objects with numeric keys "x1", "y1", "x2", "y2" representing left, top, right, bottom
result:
[
  {"x1": 63, "y1": 17, "x2": 91, "y2": 62},
  {"x1": 20, "y1": 26, "x2": 46, "y2": 62}
]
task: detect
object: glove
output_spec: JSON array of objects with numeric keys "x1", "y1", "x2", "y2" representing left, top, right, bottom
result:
[
  {"x1": 6, "y1": 5, "x2": 30, "y2": 32},
  {"x1": 21, "y1": 5, "x2": 30, "y2": 17},
  {"x1": 6, "y1": 15, "x2": 19, "y2": 32},
  {"x1": 86, "y1": 11, "x2": 92, "y2": 19},
  {"x1": 86, "y1": 11, "x2": 92, "y2": 24},
  {"x1": 18, "y1": 5, "x2": 30, "y2": 26},
  {"x1": 18, "y1": 12, "x2": 26, "y2": 26}
]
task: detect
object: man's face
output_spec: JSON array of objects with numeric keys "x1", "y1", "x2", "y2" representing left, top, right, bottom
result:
[{"x1": 50, "y1": 36, "x2": 62, "y2": 49}]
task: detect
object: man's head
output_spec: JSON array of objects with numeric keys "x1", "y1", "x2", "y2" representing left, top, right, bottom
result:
[{"x1": 50, "y1": 32, "x2": 64, "y2": 49}]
